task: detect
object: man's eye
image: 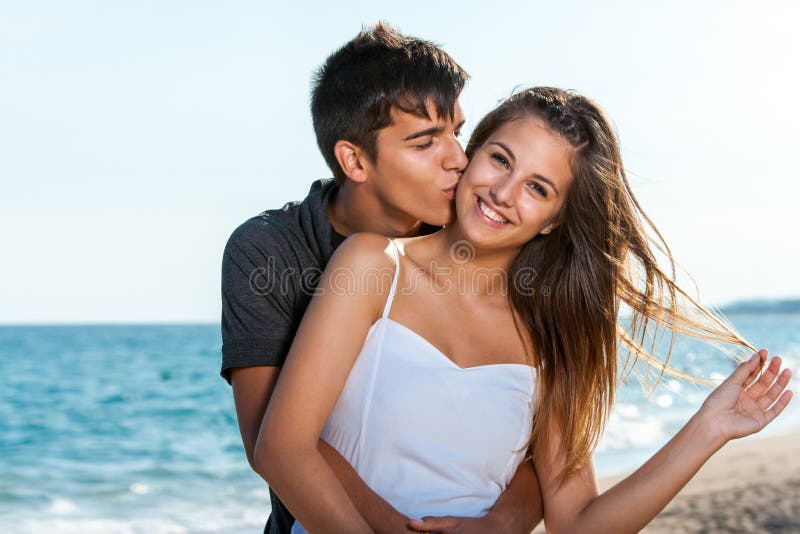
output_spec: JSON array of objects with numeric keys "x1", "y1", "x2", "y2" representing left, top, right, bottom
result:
[
  {"x1": 491, "y1": 153, "x2": 510, "y2": 169},
  {"x1": 454, "y1": 130, "x2": 462, "y2": 138},
  {"x1": 416, "y1": 139, "x2": 434, "y2": 150}
]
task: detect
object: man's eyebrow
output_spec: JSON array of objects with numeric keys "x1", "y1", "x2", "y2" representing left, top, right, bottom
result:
[
  {"x1": 403, "y1": 126, "x2": 444, "y2": 141},
  {"x1": 488, "y1": 141, "x2": 560, "y2": 196},
  {"x1": 404, "y1": 119, "x2": 465, "y2": 141}
]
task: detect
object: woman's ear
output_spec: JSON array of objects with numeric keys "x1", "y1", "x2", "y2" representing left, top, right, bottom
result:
[
  {"x1": 540, "y1": 222, "x2": 559, "y2": 235},
  {"x1": 333, "y1": 140, "x2": 370, "y2": 184},
  {"x1": 540, "y1": 209, "x2": 566, "y2": 235}
]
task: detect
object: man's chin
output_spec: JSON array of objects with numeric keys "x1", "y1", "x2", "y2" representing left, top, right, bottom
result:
[
  {"x1": 422, "y1": 210, "x2": 456, "y2": 229},
  {"x1": 420, "y1": 202, "x2": 456, "y2": 230}
]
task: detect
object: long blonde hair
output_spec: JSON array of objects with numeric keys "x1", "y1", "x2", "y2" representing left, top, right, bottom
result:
[{"x1": 466, "y1": 87, "x2": 753, "y2": 479}]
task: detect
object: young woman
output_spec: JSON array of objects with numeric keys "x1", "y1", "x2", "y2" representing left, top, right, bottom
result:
[{"x1": 255, "y1": 87, "x2": 793, "y2": 533}]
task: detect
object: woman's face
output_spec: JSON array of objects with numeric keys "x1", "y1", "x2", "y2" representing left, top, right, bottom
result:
[{"x1": 455, "y1": 116, "x2": 575, "y2": 251}]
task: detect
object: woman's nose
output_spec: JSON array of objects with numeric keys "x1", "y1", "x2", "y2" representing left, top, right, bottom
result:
[{"x1": 489, "y1": 176, "x2": 514, "y2": 206}]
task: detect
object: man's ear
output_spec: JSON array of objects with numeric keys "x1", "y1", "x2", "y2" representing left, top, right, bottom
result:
[{"x1": 333, "y1": 140, "x2": 371, "y2": 184}]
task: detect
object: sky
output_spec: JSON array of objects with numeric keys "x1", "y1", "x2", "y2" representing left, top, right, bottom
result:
[{"x1": 1, "y1": 0, "x2": 798, "y2": 323}]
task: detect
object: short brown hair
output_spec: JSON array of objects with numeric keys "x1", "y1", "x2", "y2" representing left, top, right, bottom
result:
[{"x1": 311, "y1": 22, "x2": 468, "y2": 184}]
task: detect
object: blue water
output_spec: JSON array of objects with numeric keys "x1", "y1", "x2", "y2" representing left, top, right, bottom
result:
[
  {"x1": 1, "y1": 317, "x2": 798, "y2": 533},
  {"x1": 0, "y1": 325, "x2": 266, "y2": 533}
]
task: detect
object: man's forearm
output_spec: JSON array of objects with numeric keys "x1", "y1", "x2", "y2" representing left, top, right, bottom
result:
[
  {"x1": 231, "y1": 366, "x2": 281, "y2": 471},
  {"x1": 319, "y1": 439, "x2": 412, "y2": 533},
  {"x1": 233, "y1": 366, "x2": 409, "y2": 532},
  {"x1": 486, "y1": 459, "x2": 543, "y2": 532}
]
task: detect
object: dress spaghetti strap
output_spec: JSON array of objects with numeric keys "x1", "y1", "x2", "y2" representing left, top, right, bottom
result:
[{"x1": 381, "y1": 239, "x2": 401, "y2": 319}]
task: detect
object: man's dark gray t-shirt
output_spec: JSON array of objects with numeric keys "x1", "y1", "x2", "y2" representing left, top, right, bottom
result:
[
  {"x1": 221, "y1": 178, "x2": 342, "y2": 534},
  {"x1": 222, "y1": 179, "x2": 341, "y2": 378},
  {"x1": 221, "y1": 178, "x2": 439, "y2": 533}
]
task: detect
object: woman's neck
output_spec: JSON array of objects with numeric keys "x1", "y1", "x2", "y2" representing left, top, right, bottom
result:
[{"x1": 424, "y1": 224, "x2": 521, "y2": 298}]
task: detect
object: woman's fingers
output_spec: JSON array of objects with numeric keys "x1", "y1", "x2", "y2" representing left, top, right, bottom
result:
[
  {"x1": 756, "y1": 367, "x2": 793, "y2": 412},
  {"x1": 743, "y1": 365, "x2": 763, "y2": 390},
  {"x1": 727, "y1": 349, "x2": 767, "y2": 386},
  {"x1": 747, "y1": 355, "x2": 782, "y2": 395},
  {"x1": 764, "y1": 389, "x2": 793, "y2": 425}
]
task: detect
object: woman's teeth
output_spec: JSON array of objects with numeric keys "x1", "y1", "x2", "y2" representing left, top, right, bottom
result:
[{"x1": 478, "y1": 197, "x2": 510, "y2": 224}]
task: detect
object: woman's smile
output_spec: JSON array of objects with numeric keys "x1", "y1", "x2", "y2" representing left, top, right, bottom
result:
[{"x1": 474, "y1": 194, "x2": 511, "y2": 226}]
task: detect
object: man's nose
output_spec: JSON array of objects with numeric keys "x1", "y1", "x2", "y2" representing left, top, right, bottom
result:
[{"x1": 443, "y1": 135, "x2": 468, "y2": 173}]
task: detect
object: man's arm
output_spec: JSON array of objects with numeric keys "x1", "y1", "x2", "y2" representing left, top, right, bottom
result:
[
  {"x1": 231, "y1": 365, "x2": 412, "y2": 533},
  {"x1": 232, "y1": 367, "x2": 543, "y2": 534},
  {"x1": 486, "y1": 460, "x2": 543, "y2": 532},
  {"x1": 223, "y1": 222, "x2": 411, "y2": 532},
  {"x1": 231, "y1": 366, "x2": 281, "y2": 471},
  {"x1": 225, "y1": 224, "x2": 542, "y2": 532},
  {"x1": 408, "y1": 459, "x2": 543, "y2": 533},
  {"x1": 254, "y1": 234, "x2": 406, "y2": 532}
]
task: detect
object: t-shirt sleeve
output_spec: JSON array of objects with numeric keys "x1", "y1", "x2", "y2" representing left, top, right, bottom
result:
[{"x1": 220, "y1": 219, "x2": 297, "y2": 384}]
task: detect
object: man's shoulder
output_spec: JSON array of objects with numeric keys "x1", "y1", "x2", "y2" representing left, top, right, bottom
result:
[
  {"x1": 223, "y1": 212, "x2": 296, "y2": 266},
  {"x1": 224, "y1": 179, "x2": 337, "y2": 266},
  {"x1": 227, "y1": 210, "x2": 294, "y2": 247}
]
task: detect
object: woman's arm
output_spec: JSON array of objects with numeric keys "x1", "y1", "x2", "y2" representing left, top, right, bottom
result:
[
  {"x1": 254, "y1": 233, "x2": 396, "y2": 533},
  {"x1": 535, "y1": 349, "x2": 792, "y2": 534}
]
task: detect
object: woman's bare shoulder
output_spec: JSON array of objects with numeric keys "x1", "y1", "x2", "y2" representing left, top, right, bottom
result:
[{"x1": 332, "y1": 232, "x2": 398, "y2": 269}]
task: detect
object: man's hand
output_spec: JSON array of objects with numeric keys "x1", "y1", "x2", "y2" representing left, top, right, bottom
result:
[
  {"x1": 408, "y1": 459, "x2": 543, "y2": 533},
  {"x1": 408, "y1": 515, "x2": 502, "y2": 534},
  {"x1": 317, "y1": 440, "x2": 415, "y2": 534}
]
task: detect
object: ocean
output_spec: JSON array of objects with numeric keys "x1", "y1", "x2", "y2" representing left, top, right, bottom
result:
[{"x1": 1, "y1": 316, "x2": 798, "y2": 533}]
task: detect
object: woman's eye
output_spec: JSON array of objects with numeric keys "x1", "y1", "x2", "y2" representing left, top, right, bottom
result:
[
  {"x1": 528, "y1": 182, "x2": 548, "y2": 198},
  {"x1": 491, "y1": 153, "x2": 510, "y2": 169}
]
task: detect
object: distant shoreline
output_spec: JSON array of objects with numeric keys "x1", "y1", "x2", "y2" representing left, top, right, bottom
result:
[
  {"x1": 2, "y1": 298, "x2": 799, "y2": 326},
  {"x1": 720, "y1": 298, "x2": 800, "y2": 315}
]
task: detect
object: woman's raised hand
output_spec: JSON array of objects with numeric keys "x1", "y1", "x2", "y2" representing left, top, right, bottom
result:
[{"x1": 698, "y1": 349, "x2": 793, "y2": 443}]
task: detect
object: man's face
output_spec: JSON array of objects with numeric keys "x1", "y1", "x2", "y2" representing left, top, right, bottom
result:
[{"x1": 365, "y1": 100, "x2": 467, "y2": 227}]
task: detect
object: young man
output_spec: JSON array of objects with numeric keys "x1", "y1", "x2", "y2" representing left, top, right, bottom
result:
[{"x1": 221, "y1": 23, "x2": 542, "y2": 533}]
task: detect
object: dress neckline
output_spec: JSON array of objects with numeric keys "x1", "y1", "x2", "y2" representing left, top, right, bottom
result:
[{"x1": 377, "y1": 317, "x2": 537, "y2": 373}]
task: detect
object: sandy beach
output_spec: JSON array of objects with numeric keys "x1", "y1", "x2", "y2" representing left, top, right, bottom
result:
[{"x1": 534, "y1": 430, "x2": 800, "y2": 533}]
